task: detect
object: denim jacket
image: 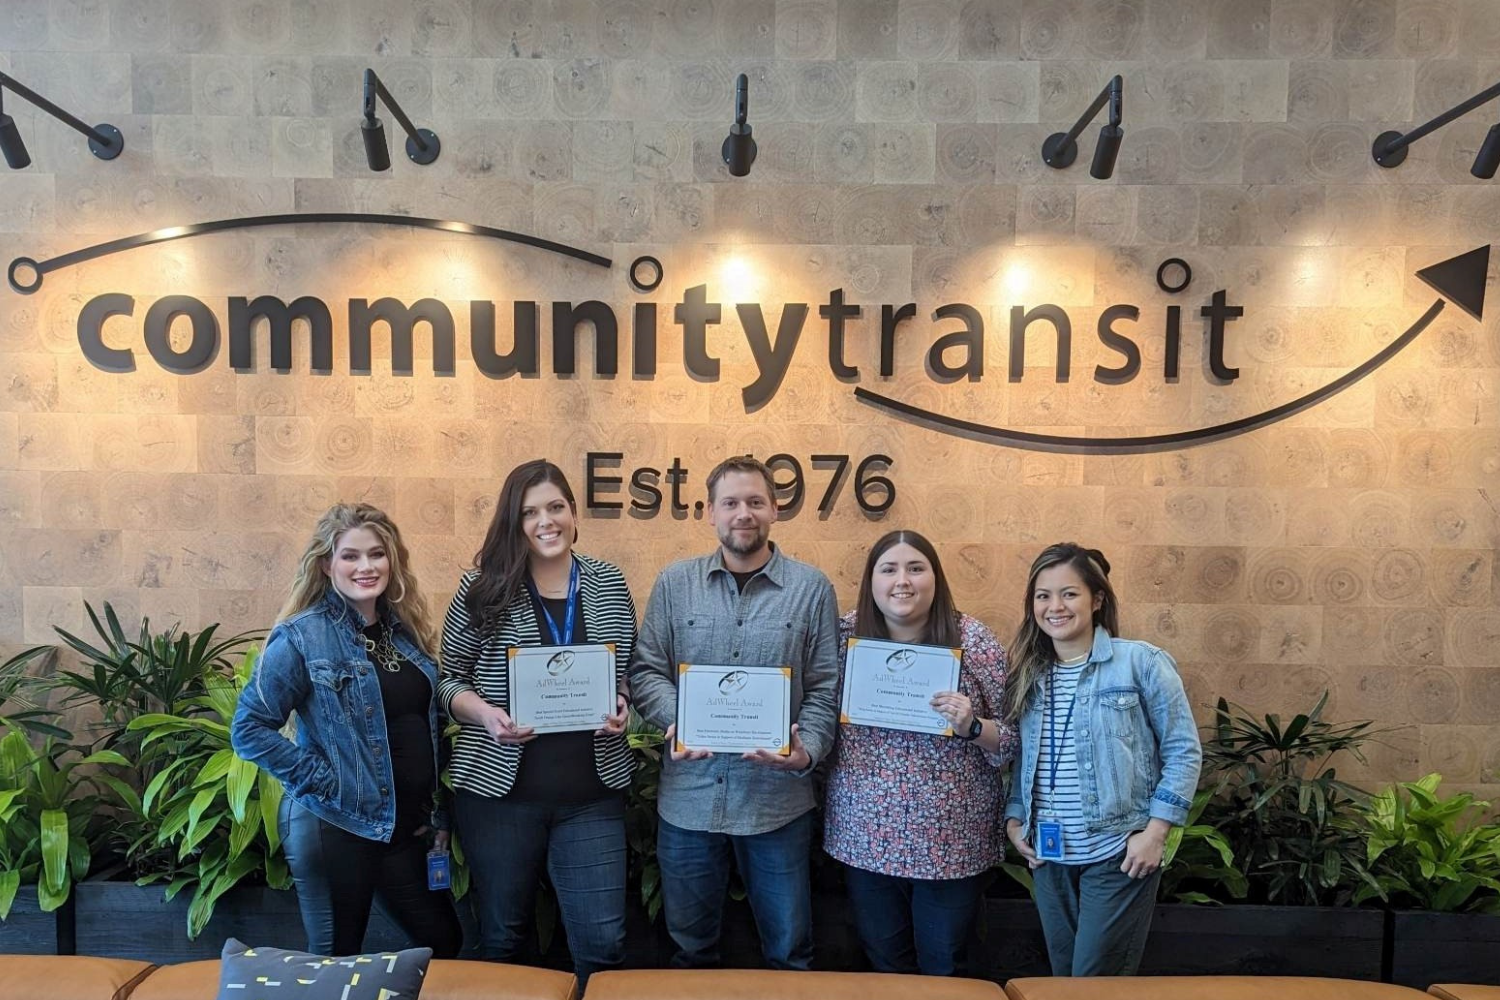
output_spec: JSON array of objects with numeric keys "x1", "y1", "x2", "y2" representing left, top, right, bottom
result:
[
  {"x1": 230, "y1": 590, "x2": 444, "y2": 842},
  {"x1": 1004, "y1": 625, "x2": 1201, "y2": 838}
]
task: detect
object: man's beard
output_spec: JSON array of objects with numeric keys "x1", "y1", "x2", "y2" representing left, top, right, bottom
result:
[{"x1": 719, "y1": 527, "x2": 768, "y2": 556}]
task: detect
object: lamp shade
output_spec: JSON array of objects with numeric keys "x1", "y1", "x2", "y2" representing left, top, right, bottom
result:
[
  {"x1": 361, "y1": 117, "x2": 391, "y2": 172},
  {"x1": 0, "y1": 113, "x2": 30, "y2": 170},
  {"x1": 1473, "y1": 122, "x2": 1500, "y2": 179},
  {"x1": 722, "y1": 125, "x2": 756, "y2": 178},
  {"x1": 1090, "y1": 124, "x2": 1123, "y2": 179}
]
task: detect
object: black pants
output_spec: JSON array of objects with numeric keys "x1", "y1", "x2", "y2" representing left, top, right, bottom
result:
[{"x1": 280, "y1": 798, "x2": 462, "y2": 957}]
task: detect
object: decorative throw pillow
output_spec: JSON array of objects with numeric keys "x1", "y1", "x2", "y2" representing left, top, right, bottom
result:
[{"x1": 216, "y1": 937, "x2": 433, "y2": 1000}]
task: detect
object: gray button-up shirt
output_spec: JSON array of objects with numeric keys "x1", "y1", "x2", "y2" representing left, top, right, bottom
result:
[{"x1": 628, "y1": 544, "x2": 840, "y2": 836}]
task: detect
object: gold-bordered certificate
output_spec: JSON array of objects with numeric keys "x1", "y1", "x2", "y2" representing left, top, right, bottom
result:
[
  {"x1": 840, "y1": 637, "x2": 962, "y2": 736},
  {"x1": 507, "y1": 643, "x2": 618, "y2": 734},
  {"x1": 675, "y1": 664, "x2": 792, "y2": 755}
]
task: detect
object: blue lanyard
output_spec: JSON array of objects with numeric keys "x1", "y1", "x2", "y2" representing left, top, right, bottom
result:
[
  {"x1": 1046, "y1": 669, "x2": 1079, "y2": 793},
  {"x1": 525, "y1": 560, "x2": 580, "y2": 645}
]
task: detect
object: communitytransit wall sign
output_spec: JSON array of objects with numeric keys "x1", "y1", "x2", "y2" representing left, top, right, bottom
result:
[{"x1": 8, "y1": 215, "x2": 1491, "y2": 456}]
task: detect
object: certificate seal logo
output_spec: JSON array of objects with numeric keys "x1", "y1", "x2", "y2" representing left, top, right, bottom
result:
[
  {"x1": 718, "y1": 670, "x2": 749, "y2": 695},
  {"x1": 546, "y1": 650, "x2": 575, "y2": 676},
  {"x1": 884, "y1": 648, "x2": 918, "y2": 673}
]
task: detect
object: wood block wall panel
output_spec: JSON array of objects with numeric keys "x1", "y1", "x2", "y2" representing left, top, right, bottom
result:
[{"x1": 1, "y1": 0, "x2": 1498, "y2": 795}]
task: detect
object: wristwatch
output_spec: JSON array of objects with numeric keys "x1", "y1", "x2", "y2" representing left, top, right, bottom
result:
[{"x1": 959, "y1": 717, "x2": 984, "y2": 741}]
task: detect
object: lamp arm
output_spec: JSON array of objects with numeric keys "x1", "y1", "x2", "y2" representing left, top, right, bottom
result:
[
  {"x1": 1059, "y1": 75, "x2": 1122, "y2": 147},
  {"x1": 0, "y1": 71, "x2": 117, "y2": 147},
  {"x1": 363, "y1": 68, "x2": 432, "y2": 153},
  {"x1": 1377, "y1": 78, "x2": 1500, "y2": 157},
  {"x1": 733, "y1": 73, "x2": 750, "y2": 128}
]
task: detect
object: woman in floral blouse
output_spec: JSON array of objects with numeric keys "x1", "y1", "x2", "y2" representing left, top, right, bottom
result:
[{"x1": 823, "y1": 529, "x2": 1019, "y2": 976}]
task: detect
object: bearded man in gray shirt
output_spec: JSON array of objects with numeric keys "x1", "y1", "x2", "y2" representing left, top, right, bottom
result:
[{"x1": 628, "y1": 455, "x2": 840, "y2": 970}]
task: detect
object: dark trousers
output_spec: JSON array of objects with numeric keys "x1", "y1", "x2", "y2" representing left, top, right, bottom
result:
[
  {"x1": 279, "y1": 798, "x2": 462, "y2": 958},
  {"x1": 1031, "y1": 848, "x2": 1161, "y2": 976},
  {"x1": 842, "y1": 864, "x2": 985, "y2": 976},
  {"x1": 455, "y1": 791, "x2": 628, "y2": 985},
  {"x1": 656, "y1": 812, "x2": 814, "y2": 971}
]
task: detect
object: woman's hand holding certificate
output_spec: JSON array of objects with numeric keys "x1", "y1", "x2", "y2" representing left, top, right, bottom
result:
[
  {"x1": 840, "y1": 637, "x2": 963, "y2": 735},
  {"x1": 507, "y1": 642, "x2": 619, "y2": 734}
]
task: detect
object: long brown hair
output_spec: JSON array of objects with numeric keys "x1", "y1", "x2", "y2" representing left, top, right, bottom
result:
[
  {"x1": 279, "y1": 503, "x2": 438, "y2": 658},
  {"x1": 465, "y1": 460, "x2": 578, "y2": 633},
  {"x1": 853, "y1": 530, "x2": 961, "y2": 647},
  {"x1": 1000, "y1": 542, "x2": 1119, "y2": 724}
]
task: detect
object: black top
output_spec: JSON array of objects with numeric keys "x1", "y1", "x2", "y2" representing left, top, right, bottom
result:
[
  {"x1": 505, "y1": 594, "x2": 614, "y2": 804},
  {"x1": 363, "y1": 620, "x2": 435, "y2": 838},
  {"x1": 730, "y1": 568, "x2": 759, "y2": 592}
]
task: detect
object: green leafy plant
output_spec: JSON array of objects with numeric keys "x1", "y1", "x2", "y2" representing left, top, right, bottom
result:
[
  {"x1": 49, "y1": 602, "x2": 258, "y2": 751},
  {"x1": 1354, "y1": 773, "x2": 1500, "y2": 914},
  {"x1": 122, "y1": 647, "x2": 289, "y2": 938},
  {"x1": 44, "y1": 603, "x2": 261, "y2": 879},
  {"x1": 625, "y1": 713, "x2": 666, "y2": 921},
  {"x1": 1159, "y1": 787, "x2": 1246, "y2": 904},
  {"x1": 0, "y1": 731, "x2": 126, "y2": 918},
  {"x1": 0, "y1": 646, "x2": 70, "y2": 741},
  {"x1": 1198, "y1": 691, "x2": 1382, "y2": 907}
]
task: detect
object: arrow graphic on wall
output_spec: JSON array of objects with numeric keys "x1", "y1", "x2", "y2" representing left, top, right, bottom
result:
[{"x1": 854, "y1": 244, "x2": 1492, "y2": 455}]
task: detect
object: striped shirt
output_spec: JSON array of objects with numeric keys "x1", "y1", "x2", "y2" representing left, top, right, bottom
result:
[
  {"x1": 1032, "y1": 662, "x2": 1130, "y2": 865},
  {"x1": 437, "y1": 554, "x2": 637, "y2": 798}
]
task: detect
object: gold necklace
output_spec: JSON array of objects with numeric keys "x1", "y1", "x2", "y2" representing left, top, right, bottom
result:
[
  {"x1": 1056, "y1": 651, "x2": 1089, "y2": 666},
  {"x1": 363, "y1": 626, "x2": 403, "y2": 673}
]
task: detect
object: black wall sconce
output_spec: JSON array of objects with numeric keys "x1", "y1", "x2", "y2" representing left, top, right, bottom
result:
[
  {"x1": 722, "y1": 73, "x2": 757, "y2": 178},
  {"x1": 1042, "y1": 74, "x2": 1124, "y2": 180},
  {"x1": 1373, "y1": 78, "x2": 1500, "y2": 179},
  {"x1": 0, "y1": 71, "x2": 124, "y2": 169},
  {"x1": 361, "y1": 68, "x2": 439, "y2": 171}
]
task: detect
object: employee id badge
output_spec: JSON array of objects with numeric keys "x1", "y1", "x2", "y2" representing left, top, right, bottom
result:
[
  {"x1": 1036, "y1": 820, "x2": 1065, "y2": 861},
  {"x1": 426, "y1": 849, "x2": 451, "y2": 891}
]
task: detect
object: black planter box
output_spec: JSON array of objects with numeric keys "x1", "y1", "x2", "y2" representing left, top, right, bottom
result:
[
  {"x1": 1140, "y1": 903, "x2": 1385, "y2": 979},
  {"x1": 2, "y1": 886, "x2": 74, "y2": 955},
  {"x1": 971, "y1": 898, "x2": 1051, "y2": 981},
  {"x1": 73, "y1": 880, "x2": 411, "y2": 962},
  {"x1": 1388, "y1": 910, "x2": 1500, "y2": 988}
]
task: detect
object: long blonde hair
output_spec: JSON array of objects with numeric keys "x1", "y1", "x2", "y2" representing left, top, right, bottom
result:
[
  {"x1": 279, "y1": 503, "x2": 439, "y2": 659},
  {"x1": 1001, "y1": 542, "x2": 1119, "y2": 725}
]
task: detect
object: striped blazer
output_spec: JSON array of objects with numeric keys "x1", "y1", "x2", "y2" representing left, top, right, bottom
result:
[{"x1": 438, "y1": 553, "x2": 638, "y2": 798}]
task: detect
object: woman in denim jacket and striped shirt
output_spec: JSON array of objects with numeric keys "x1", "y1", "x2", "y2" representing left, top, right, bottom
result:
[{"x1": 1002, "y1": 543, "x2": 1201, "y2": 977}]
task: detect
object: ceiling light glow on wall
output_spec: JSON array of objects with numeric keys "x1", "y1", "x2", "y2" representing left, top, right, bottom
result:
[
  {"x1": 1372, "y1": 77, "x2": 1500, "y2": 178},
  {"x1": 0, "y1": 71, "x2": 124, "y2": 169},
  {"x1": 1042, "y1": 75, "x2": 1124, "y2": 180},
  {"x1": 360, "y1": 67, "x2": 440, "y2": 171},
  {"x1": 722, "y1": 73, "x2": 757, "y2": 178}
]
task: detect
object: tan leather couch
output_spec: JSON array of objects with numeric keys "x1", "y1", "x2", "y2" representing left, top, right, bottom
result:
[
  {"x1": 0, "y1": 956, "x2": 578, "y2": 1000},
  {"x1": 2, "y1": 957, "x2": 1489, "y2": 1000},
  {"x1": 586, "y1": 969, "x2": 1005, "y2": 1000},
  {"x1": 1003, "y1": 977, "x2": 1433, "y2": 1000}
]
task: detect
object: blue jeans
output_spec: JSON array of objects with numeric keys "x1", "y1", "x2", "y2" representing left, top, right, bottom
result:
[
  {"x1": 279, "y1": 798, "x2": 462, "y2": 958},
  {"x1": 1032, "y1": 848, "x2": 1161, "y2": 976},
  {"x1": 656, "y1": 812, "x2": 814, "y2": 970},
  {"x1": 842, "y1": 864, "x2": 984, "y2": 976},
  {"x1": 455, "y1": 791, "x2": 627, "y2": 984}
]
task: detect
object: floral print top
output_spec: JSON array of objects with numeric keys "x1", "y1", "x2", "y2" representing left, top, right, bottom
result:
[{"x1": 823, "y1": 610, "x2": 1019, "y2": 879}]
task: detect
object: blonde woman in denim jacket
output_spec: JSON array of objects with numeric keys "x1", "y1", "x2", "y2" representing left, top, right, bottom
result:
[
  {"x1": 1001, "y1": 543, "x2": 1201, "y2": 977},
  {"x1": 232, "y1": 503, "x2": 462, "y2": 958}
]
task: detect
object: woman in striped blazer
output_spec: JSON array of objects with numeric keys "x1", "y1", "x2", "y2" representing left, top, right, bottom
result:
[{"x1": 438, "y1": 460, "x2": 636, "y2": 984}]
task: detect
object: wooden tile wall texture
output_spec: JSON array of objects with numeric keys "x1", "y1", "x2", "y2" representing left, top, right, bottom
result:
[{"x1": 1, "y1": 0, "x2": 1498, "y2": 796}]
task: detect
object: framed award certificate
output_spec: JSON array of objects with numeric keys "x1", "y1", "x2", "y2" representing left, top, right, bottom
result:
[
  {"x1": 840, "y1": 637, "x2": 962, "y2": 735},
  {"x1": 675, "y1": 664, "x2": 792, "y2": 755},
  {"x1": 507, "y1": 643, "x2": 618, "y2": 734}
]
